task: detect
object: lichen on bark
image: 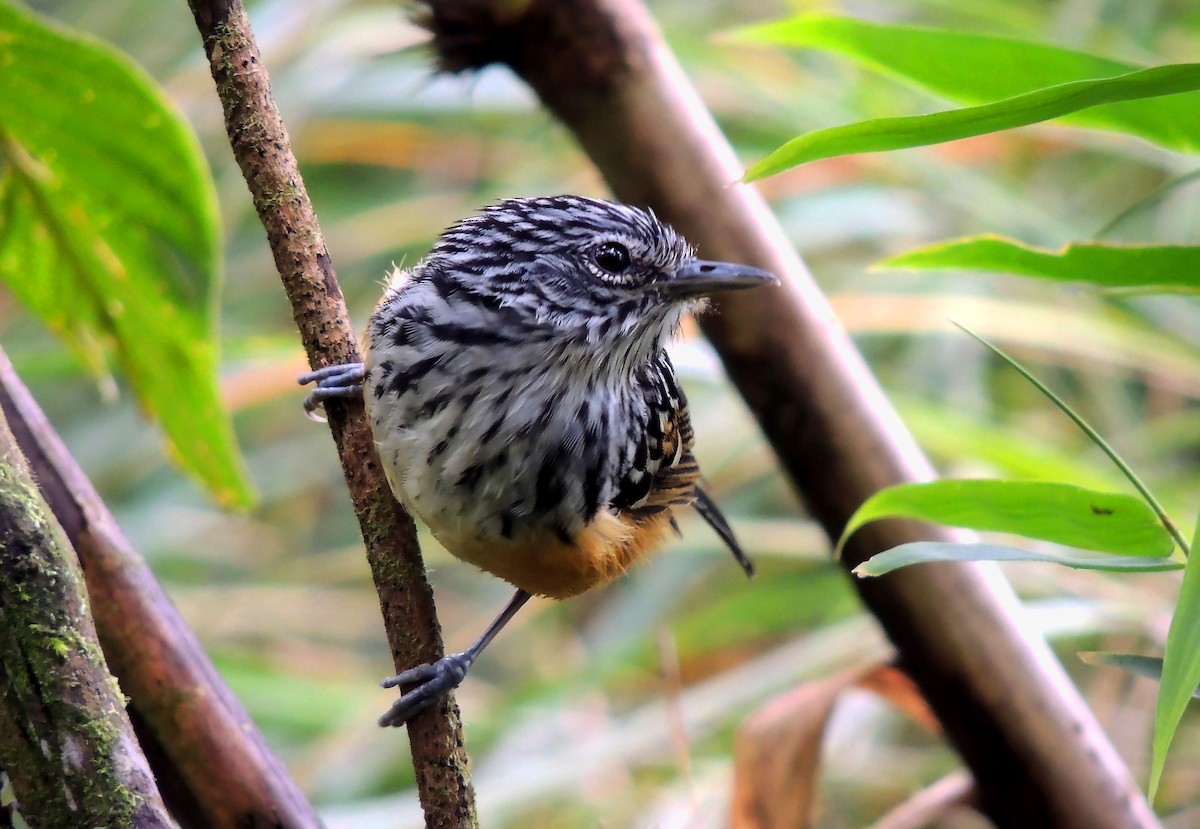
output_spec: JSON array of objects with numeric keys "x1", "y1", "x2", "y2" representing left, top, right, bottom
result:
[{"x1": 0, "y1": 412, "x2": 168, "y2": 827}]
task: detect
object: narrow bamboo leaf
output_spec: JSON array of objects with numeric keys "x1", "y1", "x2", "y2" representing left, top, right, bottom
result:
[
  {"x1": 734, "y1": 15, "x2": 1200, "y2": 153},
  {"x1": 744, "y1": 64, "x2": 1200, "y2": 181},
  {"x1": 1150, "y1": 516, "x2": 1200, "y2": 799},
  {"x1": 954, "y1": 325, "x2": 1191, "y2": 555},
  {"x1": 1080, "y1": 653, "x2": 1200, "y2": 699},
  {"x1": 854, "y1": 542, "x2": 1183, "y2": 578},
  {"x1": 838, "y1": 480, "x2": 1175, "y2": 558},
  {"x1": 880, "y1": 236, "x2": 1200, "y2": 292},
  {"x1": 0, "y1": 2, "x2": 252, "y2": 506}
]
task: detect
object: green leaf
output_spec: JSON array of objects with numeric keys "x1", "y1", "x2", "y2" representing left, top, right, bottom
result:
[
  {"x1": 838, "y1": 480, "x2": 1176, "y2": 558},
  {"x1": 953, "y1": 325, "x2": 1191, "y2": 555},
  {"x1": 732, "y1": 15, "x2": 1136, "y2": 100},
  {"x1": 855, "y1": 542, "x2": 1183, "y2": 577},
  {"x1": 0, "y1": 2, "x2": 252, "y2": 506},
  {"x1": 880, "y1": 236, "x2": 1200, "y2": 292},
  {"x1": 745, "y1": 63, "x2": 1200, "y2": 180},
  {"x1": 734, "y1": 15, "x2": 1200, "y2": 154},
  {"x1": 1150, "y1": 516, "x2": 1200, "y2": 799},
  {"x1": 1079, "y1": 652, "x2": 1200, "y2": 699}
]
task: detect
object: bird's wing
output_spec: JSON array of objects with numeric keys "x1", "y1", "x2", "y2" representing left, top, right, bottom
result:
[
  {"x1": 613, "y1": 355, "x2": 700, "y2": 515},
  {"x1": 613, "y1": 354, "x2": 754, "y2": 577}
]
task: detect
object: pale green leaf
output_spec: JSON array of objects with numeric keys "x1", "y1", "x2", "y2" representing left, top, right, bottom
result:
[
  {"x1": 855, "y1": 542, "x2": 1182, "y2": 578},
  {"x1": 1080, "y1": 653, "x2": 1200, "y2": 699}
]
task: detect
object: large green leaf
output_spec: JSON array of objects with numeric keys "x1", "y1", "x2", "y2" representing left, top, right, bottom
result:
[
  {"x1": 744, "y1": 63, "x2": 1200, "y2": 180},
  {"x1": 735, "y1": 15, "x2": 1200, "y2": 154},
  {"x1": 1150, "y1": 517, "x2": 1200, "y2": 799},
  {"x1": 880, "y1": 236, "x2": 1200, "y2": 292},
  {"x1": 838, "y1": 479, "x2": 1176, "y2": 558},
  {"x1": 855, "y1": 542, "x2": 1182, "y2": 578},
  {"x1": 0, "y1": 2, "x2": 251, "y2": 506}
]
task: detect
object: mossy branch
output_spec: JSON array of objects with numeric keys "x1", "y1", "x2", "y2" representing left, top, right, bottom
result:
[
  {"x1": 0, "y1": 400, "x2": 169, "y2": 827},
  {"x1": 0, "y1": 348, "x2": 320, "y2": 827}
]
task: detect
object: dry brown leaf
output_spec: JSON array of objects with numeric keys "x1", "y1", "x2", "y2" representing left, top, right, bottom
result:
[{"x1": 731, "y1": 665, "x2": 872, "y2": 829}]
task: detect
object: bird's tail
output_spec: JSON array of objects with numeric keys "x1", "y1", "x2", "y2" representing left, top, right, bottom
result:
[{"x1": 692, "y1": 485, "x2": 755, "y2": 578}]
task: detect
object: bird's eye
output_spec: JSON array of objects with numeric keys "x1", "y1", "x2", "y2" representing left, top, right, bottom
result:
[{"x1": 593, "y1": 242, "x2": 631, "y2": 274}]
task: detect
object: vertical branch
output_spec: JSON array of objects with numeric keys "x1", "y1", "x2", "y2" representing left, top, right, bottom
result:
[
  {"x1": 0, "y1": 403, "x2": 170, "y2": 828},
  {"x1": 185, "y1": 2, "x2": 477, "y2": 826},
  {"x1": 415, "y1": 1, "x2": 1156, "y2": 827}
]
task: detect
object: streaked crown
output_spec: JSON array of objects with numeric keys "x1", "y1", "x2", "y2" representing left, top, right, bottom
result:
[{"x1": 410, "y1": 196, "x2": 700, "y2": 362}]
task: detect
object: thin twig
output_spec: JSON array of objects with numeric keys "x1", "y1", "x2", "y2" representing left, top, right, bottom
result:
[{"x1": 185, "y1": 1, "x2": 477, "y2": 826}]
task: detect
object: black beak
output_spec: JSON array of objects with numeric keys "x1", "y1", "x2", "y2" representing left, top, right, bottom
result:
[{"x1": 659, "y1": 259, "x2": 778, "y2": 298}]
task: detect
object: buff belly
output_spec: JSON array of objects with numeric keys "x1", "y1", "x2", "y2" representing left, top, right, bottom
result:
[
  {"x1": 365, "y1": 346, "x2": 674, "y2": 599},
  {"x1": 429, "y1": 506, "x2": 676, "y2": 599}
]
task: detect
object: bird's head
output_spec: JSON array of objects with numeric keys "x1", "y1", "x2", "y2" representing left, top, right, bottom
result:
[{"x1": 420, "y1": 195, "x2": 777, "y2": 370}]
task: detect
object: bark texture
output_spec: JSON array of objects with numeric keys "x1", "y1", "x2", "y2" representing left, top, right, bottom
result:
[
  {"x1": 0, "y1": 349, "x2": 320, "y2": 829},
  {"x1": 0, "y1": 401, "x2": 169, "y2": 828},
  {"x1": 415, "y1": 1, "x2": 1157, "y2": 827},
  {"x1": 186, "y1": 2, "x2": 477, "y2": 827}
]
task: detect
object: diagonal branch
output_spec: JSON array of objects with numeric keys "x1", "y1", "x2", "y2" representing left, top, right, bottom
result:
[
  {"x1": 0, "y1": 348, "x2": 319, "y2": 828},
  {"x1": 185, "y1": 2, "x2": 476, "y2": 826},
  {"x1": 415, "y1": 1, "x2": 1157, "y2": 827},
  {"x1": 0, "y1": 391, "x2": 170, "y2": 827}
]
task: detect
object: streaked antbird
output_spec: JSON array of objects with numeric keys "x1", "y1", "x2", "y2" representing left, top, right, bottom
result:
[{"x1": 302, "y1": 195, "x2": 776, "y2": 726}]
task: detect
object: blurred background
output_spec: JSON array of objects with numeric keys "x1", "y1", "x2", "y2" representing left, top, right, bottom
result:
[{"x1": 8, "y1": 0, "x2": 1200, "y2": 826}]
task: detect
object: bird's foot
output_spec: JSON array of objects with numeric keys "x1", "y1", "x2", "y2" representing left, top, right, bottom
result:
[
  {"x1": 298, "y1": 362, "x2": 365, "y2": 421},
  {"x1": 378, "y1": 652, "x2": 473, "y2": 727}
]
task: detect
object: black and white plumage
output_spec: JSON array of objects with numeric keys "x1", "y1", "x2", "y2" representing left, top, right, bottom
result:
[{"x1": 302, "y1": 195, "x2": 775, "y2": 724}]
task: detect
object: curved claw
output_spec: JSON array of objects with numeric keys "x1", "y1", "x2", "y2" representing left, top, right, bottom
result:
[
  {"x1": 298, "y1": 362, "x2": 365, "y2": 420},
  {"x1": 378, "y1": 652, "x2": 472, "y2": 728}
]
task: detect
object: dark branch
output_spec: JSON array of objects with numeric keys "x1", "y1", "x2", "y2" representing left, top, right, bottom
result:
[{"x1": 414, "y1": 1, "x2": 1156, "y2": 827}]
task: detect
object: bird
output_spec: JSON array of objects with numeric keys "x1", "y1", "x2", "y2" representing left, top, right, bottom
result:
[{"x1": 300, "y1": 195, "x2": 777, "y2": 727}]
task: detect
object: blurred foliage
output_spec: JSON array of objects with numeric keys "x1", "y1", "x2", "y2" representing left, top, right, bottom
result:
[{"x1": 3, "y1": 0, "x2": 1200, "y2": 826}]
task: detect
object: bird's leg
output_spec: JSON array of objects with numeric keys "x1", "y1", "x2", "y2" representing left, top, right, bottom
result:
[
  {"x1": 298, "y1": 362, "x2": 365, "y2": 416},
  {"x1": 378, "y1": 589, "x2": 532, "y2": 727}
]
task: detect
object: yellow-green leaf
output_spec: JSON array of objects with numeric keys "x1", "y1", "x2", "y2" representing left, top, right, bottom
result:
[{"x1": 0, "y1": 1, "x2": 251, "y2": 506}]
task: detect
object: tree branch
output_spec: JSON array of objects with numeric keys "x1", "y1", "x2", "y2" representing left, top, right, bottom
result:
[
  {"x1": 185, "y1": 2, "x2": 477, "y2": 826},
  {"x1": 415, "y1": 1, "x2": 1157, "y2": 826},
  {"x1": 0, "y1": 396, "x2": 169, "y2": 827},
  {"x1": 0, "y1": 348, "x2": 320, "y2": 828}
]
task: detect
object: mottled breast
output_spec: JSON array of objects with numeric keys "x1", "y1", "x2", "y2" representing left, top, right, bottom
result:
[{"x1": 362, "y1": 269, "x2": 700, "y2": 598}]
